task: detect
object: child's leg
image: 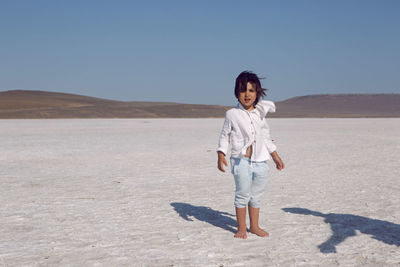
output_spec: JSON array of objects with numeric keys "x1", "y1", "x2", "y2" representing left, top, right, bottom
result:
[
  {"x1": 248, "y1": 162, "x2": 270, "y2": 237},
  {"x1": 235, "y1": 207, "x2": 247, "y2": 239},
  {"x1": 231, "y1": 158, "x2": 252, "y2": 239},
  {"x1": 249, "y1": 206, "x2": 269, "y2": 237}
]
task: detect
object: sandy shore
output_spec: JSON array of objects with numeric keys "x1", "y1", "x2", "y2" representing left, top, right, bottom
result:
[{"x1": 1, "y1": 118, "x2": 399, "y2": 266}]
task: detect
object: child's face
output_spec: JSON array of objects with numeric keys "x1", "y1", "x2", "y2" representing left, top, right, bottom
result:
[{"x1": 238, "y1": 82, "x2": 257, "y2": 110}]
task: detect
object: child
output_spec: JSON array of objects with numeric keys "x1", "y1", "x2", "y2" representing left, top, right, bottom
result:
[{"x1": 217, "y1": 71, "x2": 284, "y2": 239}]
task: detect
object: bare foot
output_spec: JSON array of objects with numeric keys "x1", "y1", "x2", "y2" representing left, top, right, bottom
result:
[
  {"x1": 234, "y1": 229, "x2": 247, "y2": 239},
  {"x1": 250, "y1": 227, "x2": 269, "y2": 237}
]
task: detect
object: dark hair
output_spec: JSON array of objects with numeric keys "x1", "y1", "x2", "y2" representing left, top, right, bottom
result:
[{"x1": 234, "y1": 71, "x2": 267, "y2": 105}]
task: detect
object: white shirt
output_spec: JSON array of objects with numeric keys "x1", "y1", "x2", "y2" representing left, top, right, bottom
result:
[{"x1": 217, "y1": 100, "x2": 277, "y2": 162}]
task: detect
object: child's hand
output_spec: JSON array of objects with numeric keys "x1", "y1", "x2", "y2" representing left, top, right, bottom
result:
[
  {"x1": 217, "y1": 151, "x2": 228, "y2": 172},
  {"x1": 270, "y1": 151, "x2": 285, "y2": 171}
]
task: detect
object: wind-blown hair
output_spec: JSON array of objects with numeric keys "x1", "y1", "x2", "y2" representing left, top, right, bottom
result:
[{"x1": 234, "y1": 71, "x2": 267, "y2": 105}]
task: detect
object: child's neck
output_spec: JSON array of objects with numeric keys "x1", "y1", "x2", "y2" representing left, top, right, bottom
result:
[{"x1": 241, "y1": 104, "x2": 255, "y2": 111}]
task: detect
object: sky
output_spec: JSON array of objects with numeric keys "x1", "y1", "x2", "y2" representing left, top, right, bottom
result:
[{"x1": 1, "y1": 0, "x2": 399, "y2": 105}]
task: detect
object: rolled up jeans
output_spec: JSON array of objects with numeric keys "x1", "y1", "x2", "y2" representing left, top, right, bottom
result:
[{"x1": 230, "y1": 157, "x2": 269, "y2": 208}]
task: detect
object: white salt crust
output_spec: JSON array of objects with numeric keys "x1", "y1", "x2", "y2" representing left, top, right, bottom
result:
[{"x1": 0, "y1": 118, "x2": 399, "y2": 266}]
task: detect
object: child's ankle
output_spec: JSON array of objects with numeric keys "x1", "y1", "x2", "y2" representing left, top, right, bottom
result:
[{"x1": 237, "y1": 225, "x2": 247, "y2": 231}]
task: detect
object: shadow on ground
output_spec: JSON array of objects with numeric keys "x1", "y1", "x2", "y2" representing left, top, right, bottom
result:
[
  {"x1": 171, "y1": 202, "x2": 237, "y2": 233},
  {"x1": 283, "y1": 207, "x2": 400, "y2": 253}
]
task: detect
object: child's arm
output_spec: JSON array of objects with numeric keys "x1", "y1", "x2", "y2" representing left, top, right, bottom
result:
[
  {"x1": 262, "y1": 119, "x2": 285, "y2": 170},
  {"x1": 262, "y1": 120, "x2": 277, "y2": 153},
  {"x1": 217, "y1": 114, "x2": 232, "y2": 172},
  {"x1": 217, "y1": 151, "x2": 228, "y2": 172},
  {"x1": 270, "y1": 151, "x2": 285, "y2": 171}
]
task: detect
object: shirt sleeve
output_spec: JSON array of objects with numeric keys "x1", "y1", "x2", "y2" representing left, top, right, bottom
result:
[
  {"x1": 262, "y1": 119, "x2": 277, "y2": 153},
  {"x1": 217, "y1": 114, "x2": 232, "y2": 155}
]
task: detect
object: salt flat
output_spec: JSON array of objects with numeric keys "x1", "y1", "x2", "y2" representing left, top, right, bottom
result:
[{"x1": 0, "y1": 118, "x2": 399, "y2": 266}]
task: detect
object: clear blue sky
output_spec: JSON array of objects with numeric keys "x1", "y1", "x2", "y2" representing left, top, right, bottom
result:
[{"x1": 1, "y1": 0, "x2": 399, "y2": 105}]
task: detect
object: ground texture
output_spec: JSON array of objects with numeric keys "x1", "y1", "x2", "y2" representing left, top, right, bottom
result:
[{"x1": 1, "y1": 118, "x2": 399, "y2": 266}]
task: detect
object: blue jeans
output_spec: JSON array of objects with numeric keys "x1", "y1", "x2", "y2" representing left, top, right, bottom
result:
[{"x1": 230, "y1": 157, "x2": 269, "y2": 208}]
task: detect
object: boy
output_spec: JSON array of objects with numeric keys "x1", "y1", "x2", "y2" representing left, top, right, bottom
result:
[{"x1": 217, "y1": 71, "x2": 284, "y2": 239}]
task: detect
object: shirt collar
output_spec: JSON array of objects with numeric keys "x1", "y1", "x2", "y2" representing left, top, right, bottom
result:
[{"x1": 237, "y1": 101, "x2": 257, "y2": 113}]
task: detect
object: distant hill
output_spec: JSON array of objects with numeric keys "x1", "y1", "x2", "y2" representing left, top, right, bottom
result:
[
  {"x1": 0, "y1": 90, "x2": 399, "y2": 118},
  {"x1": 270, "y1": 94, "x2": 400, "y2": 118},
  {"x1": 0, "y1": 90, "x2": 228, "y2": 118}
]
